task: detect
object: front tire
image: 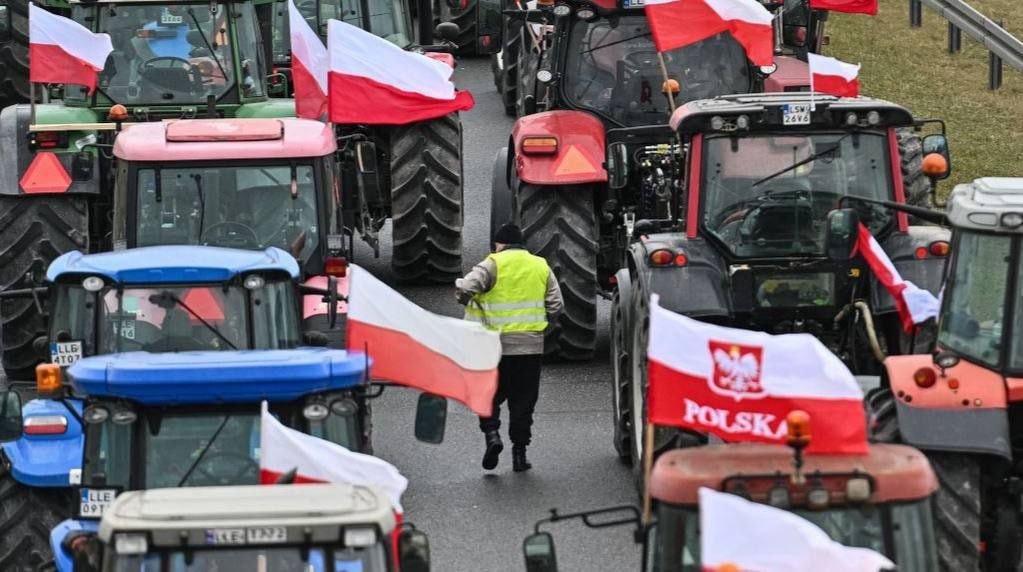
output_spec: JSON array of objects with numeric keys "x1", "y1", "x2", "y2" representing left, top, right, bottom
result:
[
  {"x1": 610, "y1": 280, "x2": 632, "y2": 464},
  {"x1": 518, "y1": 184, "x2": 597, "y2": 360},
  {"x1": 389, "y1": 114, "x2": 464, "y2": 284}
]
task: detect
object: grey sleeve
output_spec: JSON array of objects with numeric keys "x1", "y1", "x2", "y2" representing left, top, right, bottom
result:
[
  {"x1": 545, "y1": 271, "x2": 564, "y2": 317},
  {"x1": 455, "y1": 258, "x2": 497, "y2": 296}
]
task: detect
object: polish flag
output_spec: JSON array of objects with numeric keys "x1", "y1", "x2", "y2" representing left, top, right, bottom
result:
[
  {"x1": 646, "y1": 296, "x2": 868, "y2": 454},
  {"x1": 259, "y1": 402, "x2": 408, "y2": 511},
  {"x1": 855, "y1": 223, "x2": 940, "y2": 332},
  {"x1": 29, "y1": 3, "x2": 113, "y2": 93},
  {"x1": 809, "y1": 0, "x2": 878, "y2": 15},
  {"x1": 644, "y1": 0, "x2": 774, "y2": 66},
  {"x1": 346, "y1": 265, "x2": 501, "y2": 416},
  {"x1": 288, "y1": 0, "x2": 328, "y2": 119},
  {"x1": 700, "y1": 488, "x2": 895, "y2": 572},
  {"x1": 809, "y1": 53, "x2": 860, "y2": 98},
  {"x1": 327, "y1": 20, "x2": 474, "y2": 125}
]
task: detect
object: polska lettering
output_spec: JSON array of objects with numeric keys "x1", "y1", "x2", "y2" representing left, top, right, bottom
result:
[{"x1": 682, "y1": 398, "x2": 787, "y2": 439}]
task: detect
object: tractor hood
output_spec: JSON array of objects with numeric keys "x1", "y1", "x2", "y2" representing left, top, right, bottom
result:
[{"x1": 67, "y1": 348, "x2": 368, "y2": 404}]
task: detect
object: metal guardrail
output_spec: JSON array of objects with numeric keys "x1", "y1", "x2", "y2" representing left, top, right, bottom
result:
[{"x1": 908, "y1": 0, "x2": 1022, "y2": 89}]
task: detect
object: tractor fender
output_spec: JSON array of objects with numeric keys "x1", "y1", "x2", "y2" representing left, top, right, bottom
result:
[
  {"x1": 884, "y1": 354, "x2": 1011, "y2": 459},
  {"x1": 0, "y1": 104, "x2": 101, "y2": 196},
  {"x1": 1, "y1": 398, "x2": 84, "y2": 487},
  {"x1": 630, "y1": 236, "x2": 729, "y2": 319},
  {"x1": 613, "y1": 267, "x2": 635, "y2": 345},
  {"x1": 871, "y1": 226, "x2": 951, "y2": 313},
  {"x1": 511, "y1": 110, "x2": 607, "y2": 186},
  {"x1": 302, "y1": 275, "x2": 349, "y2": 349},
  {"x1": 490, "y1": 146, "x2": 514, "y2": 242},
  {"x1": 764, "y1": 55, "x2": 810, "y2": 93},
  {"x1": 50, "y1": 518, "x2": 100, "y2": 572},
  {"x1": 423, "y1": 52, "x2": 456, "y2": 68}
]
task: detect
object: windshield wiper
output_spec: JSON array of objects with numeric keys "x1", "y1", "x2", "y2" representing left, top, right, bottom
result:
[
  {"x1": 149, "y1": 290, "x2": 238, "y2": 350},
  {"x1": 176, "y1": 414, "x2": 232, "y2": 486},
  {"x1": 191, "y1": 173, "x2": 206, "y2": 242},
  {"x1": 187, "y1": 7, "x2": 229, "y2": 91},
  {"x1": 752, "y1": 133, "x2": 853, "y2": 188}
]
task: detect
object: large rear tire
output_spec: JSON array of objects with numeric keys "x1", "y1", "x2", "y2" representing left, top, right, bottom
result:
[
  {"x1": 0, "y1": 462, "x2": 70, "y2": 571},
  {"x1": 518, "y1": 184, "x2": 597, "y2": 360},
  {"x1": 0, "y1": 196, "x2": 90, "y2": 381},
  {"x1": 440, "y1": 0, "x2": 479, "y2": 55},
  {"x1": 0, "y1": 0, "x2": 31, "y2": 110},
  {"x1": 389, "y1": 114, "x2": 464, "y2": 284},
  {"x1": 499, "y1": 28, "x2": 521, "y2": 116}
]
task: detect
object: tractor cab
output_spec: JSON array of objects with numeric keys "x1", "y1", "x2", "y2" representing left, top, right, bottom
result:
[
  {"x1": 110, "y1": 118, "x2": 345, "y2": 279},
  {"x1": 63, "y1": 0, "x2": 272, "y2": 114},
  {"x1": 93, "y1": 484, "x2": 429, "y2": 572},
  {"x1": 521, "y1": 429, "x2": 938, "y2": 571}
]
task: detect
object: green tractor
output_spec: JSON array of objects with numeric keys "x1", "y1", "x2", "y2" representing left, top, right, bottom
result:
[{"x1": 0, "y1": 0, "x2": 297, "y2": 382}]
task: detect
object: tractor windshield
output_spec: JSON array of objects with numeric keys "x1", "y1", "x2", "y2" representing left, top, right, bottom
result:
[
  {"x1": 272, "y1": 0, "x2": 412, "y2": 62},
  {"x1": 83, "y1": 402, "x2": 362, "y2": 490},
  {"x1": 72, "y1": 2, "x2": 266, "y2": 105},
  {"x1": 701, "y1": 131, "x2": 894, "y2": 258},
  {"x1": 562, "y1": 17, "x2": 749, "y2": 127},
  {"x1": 134, "y1": 164, "x2": 320, "y2": 261},
  {"x1": 654, "y1": 500, "x2": 935, "y2": 571},
  {"x1": 108, "y1": 545, "x2": 389, "y2": 571},
  {"x1": 937, "y1": 232, "x2": 1017, "y2": 369},
  {"x1": 48, "y1": 277, "x2": 303, "y2": 359}
]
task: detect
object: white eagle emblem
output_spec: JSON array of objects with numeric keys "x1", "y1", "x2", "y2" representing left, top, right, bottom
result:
[{"x1": 708, "y1": 341, "x2": 765, "y2": 400}]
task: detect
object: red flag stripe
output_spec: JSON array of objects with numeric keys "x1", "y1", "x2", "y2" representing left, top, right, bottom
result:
[
  {"x1": 855, "y1": 224, "x2": 915, "y2": 332},
  {"x1": 291, "y1": 43, "x2": 328, "y2": 120},
  {"x1": 644, "y1": 0, "x2": 774, "y2": 66},
  {"x1": 808, "y1": 0, "x2": 877, "y2": 15},
  {"x1": 648, "y1": 359, "x2": 868, "y2": 454},
  {"x1": 812, "y1": 73, "x2": 860, "y2": 98},
  {"x1": 29, "y1": 43, "x2": 102, "y2": 93},
  {"x1": 328, "y1": 71, "x2": 475, "y2": 125}
]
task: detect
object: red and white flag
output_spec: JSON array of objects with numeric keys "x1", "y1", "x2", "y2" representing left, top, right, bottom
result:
[
  {"x1": 856, "y1": 223, "x2": 940, "y2": 332},
  {"x1": 327, "y1": 20, "x2": 474, "y2": 125},
  {"x1": 259, "y1": 402, "x2": 408, "y2": 511},
  {"x1": 809, "y1": 0, "x2": 878, "y2": 15},
  {"x1": 809, "y1": 53, "x2": 860, "y2": 98},
  {"x1": 700, "y1": 488, "x2": 895, "y2": 572},
  {"x1": 346, "y1": 265, "x2": 501, "y2": 416},
  {"x1": 644, "y1": 0, "x2": 774, "y2": 66},
  {"x1": 29, "y1": 3, "x2": 113, "y2": 93},
  {"x1": 646, "y1": 296, "x2": 867, "y2": 454},
  {"x1": 288, "y1": 0, "x2": 328, "y2": 119}
]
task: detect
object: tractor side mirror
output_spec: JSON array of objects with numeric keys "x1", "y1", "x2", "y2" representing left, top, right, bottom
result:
[
  {"x1": 355, "y1": 141, "x2": 378, "y2": 174},
  {"x1": 398, "y1": 528, "x2": 431, "y2": 572},
  {"x1": 414, "y1": 393, "x2": 447, "y2": 444},
  {"x1": 325, "y1": 276, "x2": 339, "y2": 330},
  {"x1": 522, "y1": 95, "x2": 537, "y2": 116},
  {"x1": 921, "y1": 134, "x2": 951, "y2": 182},
  {"x1": 523, "y1": 532, "x2": 558, "y2": 572},
  {"x1": 825, "y1": 208, "x2": 859, "y2": 261},
  {"x1": 0, "y1": 389, "x2": 23, "y2": 442},
  {"x1": 435, "y1": 22, "x2": 460, "y2": 43},
  {"x1": 607, "y1": 142, "x2": 629, "y2": 190}
]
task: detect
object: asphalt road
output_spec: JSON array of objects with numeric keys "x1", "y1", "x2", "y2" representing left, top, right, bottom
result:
[{"x1": 354, "y1": 58, "x2": 643, "y2": 571}]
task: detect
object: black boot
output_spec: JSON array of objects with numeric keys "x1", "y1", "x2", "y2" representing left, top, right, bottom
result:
[
  {"x1": 512, "y1": 445, "x2": 532, "y2": 472},
  {"x1": 482, "y1": 430, "x2": 503, "y2": 470}
]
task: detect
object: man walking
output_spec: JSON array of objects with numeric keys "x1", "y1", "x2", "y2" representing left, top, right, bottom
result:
[{"x1": 456, "y1": 223, "x2": 562, "y2": 472}]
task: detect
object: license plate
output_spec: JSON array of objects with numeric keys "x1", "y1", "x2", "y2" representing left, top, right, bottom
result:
[
  {"x1": 160, "y1": 14, "x2": 183, "y2": 24},
  {"x1": 247, "y1": 527, "x2": 287, "y2": 544},
  {"x1": 79, "y1": 488, "x2": 117, "y2": 518},
  {"x1": 782, "y1": 103, "x2": 811, "y2": 126},
  {"x1": 51, "y1": 341, "x2": 83, "y2": 367}
]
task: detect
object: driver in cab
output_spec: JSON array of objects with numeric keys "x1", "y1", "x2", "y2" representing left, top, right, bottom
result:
[{"x1": 133, "y1": 6, "x2": 227, "y2": 88}]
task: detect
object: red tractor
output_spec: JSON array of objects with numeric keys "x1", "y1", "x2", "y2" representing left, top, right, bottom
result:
[
  {"x1": 868, "y1": 177, "x2": 1023, "y2": 571},
  {"x1": 489, "y1": 0, "x2": 818, "y2": 359}
]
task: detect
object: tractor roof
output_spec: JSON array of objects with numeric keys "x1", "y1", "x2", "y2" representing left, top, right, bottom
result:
[
  {"x1": 649, "y1": 443, "x2": 937, "y2": 505},
  {"x1": 68, "y1": 348, "x2": 368, "y2": 404},
  {"x1": 947, "y1": 177, "x2": 1023, "y2": 233},
  {"x1": 98, "y1": 484, "x2": 395, "y2": 547},
  {"x1": 113, "y1": 118, "x2": 336, "y2": 162},
  {"x1": 47, "y1": 246, "x2": 300, "y2": 284},
  {"x1": 670, "y1": 93, "x2": 916, "y2": 135}
]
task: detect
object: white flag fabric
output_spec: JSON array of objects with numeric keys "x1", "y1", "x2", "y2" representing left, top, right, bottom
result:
[
  {"x1": 700, "y1": 487, "x2": 895, "y2": 572},
  {"x1": 259, "y1": 402, "x2": 408, "y2": 512}
]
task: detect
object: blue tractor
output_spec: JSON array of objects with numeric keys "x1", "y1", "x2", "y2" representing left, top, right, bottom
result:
[{"x1": 0, "y1": 244, "x2": 369, "y2": 569}]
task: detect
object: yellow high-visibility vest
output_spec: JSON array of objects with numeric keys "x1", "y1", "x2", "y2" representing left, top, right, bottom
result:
[{"x1": 464, "y1": 249, "x2": 550, "y2": 332}]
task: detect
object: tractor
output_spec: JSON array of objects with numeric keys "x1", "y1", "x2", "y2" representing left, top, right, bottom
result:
[
  {"x1": 488, "y1": 0, "x2": 824, "y2": 359},
  {"x1": 0, "y1": 0, "x2": 299, "y2": 382},
  {"x1": 83, "y1": 483, "x2": 430, "y2": 571},
  {"x1": 867, "y1": 177, "x2": 1023, "y2": 571},
  {"x1": 521, "y1": 417, "x2": 940, "y2": 571},
  {"x1": 608, "y1": 93, "x2": 952, "y2": 484}
]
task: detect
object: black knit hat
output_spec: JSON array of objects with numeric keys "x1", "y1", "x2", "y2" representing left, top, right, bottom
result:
[{"x1": 493, "y1": 223, "x2": 524, "y2": 245}]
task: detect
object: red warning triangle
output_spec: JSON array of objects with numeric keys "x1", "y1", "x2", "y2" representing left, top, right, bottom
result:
[
  {"x1": 553, "y1": 145, "x2": 599, "y2": 177},
  {"x1": 20, "y1": 152, "x2": 71, "y2": 194}
]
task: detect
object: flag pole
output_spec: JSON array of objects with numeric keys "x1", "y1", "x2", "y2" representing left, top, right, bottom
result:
[
  {"x1": 641, "y1": 421, "x2": 655, "y2": 524},
  {"x1": 656, "y1": 53, "x2": 676, "y2": 114},
  {"x1": 29, "y1": 82, "x2": 36, "y2": 127}
]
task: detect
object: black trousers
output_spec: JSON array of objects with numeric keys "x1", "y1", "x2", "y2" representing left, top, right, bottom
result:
[{"x1": 478, "y1": 354, "x2": 543, "y2": 446}]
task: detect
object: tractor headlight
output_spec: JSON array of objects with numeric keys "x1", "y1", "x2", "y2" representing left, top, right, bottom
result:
[
  {"x1": 330, "y1": 398, "x2": 358, "y2": 417},
  {"x1": 576, "y1": 6, "x2": 596, "y2": 20},
  {"x1": 243, "y1": 274, "x2": 265, "y2": 290},
  {"x1": 844, "y1": 112, "x2": 858, "y2": 126},
  {"x1": 114, "y1": 533, "x2": 148, "y2": 555},
  {"x1": 710, "y1": 116, "x2": 725, "y2": 130},
  {"x1": 552, "y1": 3, "x2": 570, "y2": 16},
  {"x1": 1001, "y1": 212, "x2": 1023, "y2": 228},
  {"x1": 536, "y1": 69, "x2": 553, "y2": 83},
  {"x1": 303, "y1": 402, "x2": 329, "y2": 421},
  {"x1": 82, "y1": 276, "x2": 105, "y2": 292},
  {"x1": 866, "y1": 111, "x2": 881, "y2": 125},
  {"x1": 111, "y1": 408, "x2": 137, "y2": 425},
  {"x1": 83, "y1": 405, "x2": 109, "y2": 424},
  {"x1": 343, "y1": 526, "x2": 377, "y2": 547}
]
